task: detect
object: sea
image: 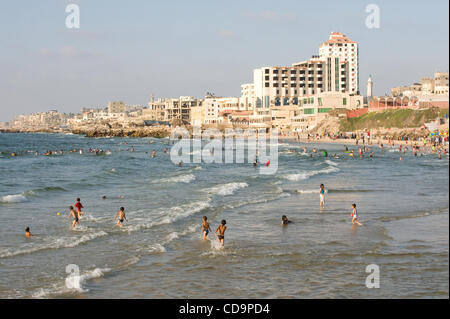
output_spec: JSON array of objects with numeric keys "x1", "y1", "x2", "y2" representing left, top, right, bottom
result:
[{"x1": 0, "y1": 132, "x2": 448, "y2": 298}]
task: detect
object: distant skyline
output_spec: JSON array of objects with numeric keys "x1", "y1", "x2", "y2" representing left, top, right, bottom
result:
[{"x1": 0, "y1": 0, "x2": 448, "y2": 121}]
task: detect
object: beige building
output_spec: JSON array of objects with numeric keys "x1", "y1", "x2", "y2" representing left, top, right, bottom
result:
[
  {"x1": 108, "y1": 101, "x2": 126, "y2": 114},
  {"x1": 391, "y1": 71, "x2": 449, "y2": 97}
]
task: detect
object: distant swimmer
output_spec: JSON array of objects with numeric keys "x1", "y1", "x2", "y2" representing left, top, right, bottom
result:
[
  {"x1": 102, "y1": 196, "x2": 107, "y2": 200},
  {"x1": 350, "y1": 204, "x2": 363, "y2": 226},
  {"x1": 178, "y1": 161, "x2": 182, "y2": 167},
  {"x1": 69, "y1": 206, "x2": 79, "y2": 228},
  {"x1": 164, "y1": 148, "x2": 168, "y2": 154},
  {"x1": 114, "y1": 207, "x2": 127, "y2": 228},
  {"x1": 215, "y1": 220, "x2": 227, "y2": 247},
  {"x1": 152, "y1": 150, "x2": 156, "y2": 158},
  {"x1": 25, "y1": 227, "x2": 32, "y2": 238},
  {"x1": 74, "y1": 198, "x2": 84, "y2": 218},
  {"x1": 281, "y1": 215, "x2": 292, "y2": 226},
  {"x1": 201, "y1": 216, "x2": 211, "y2": 240},
  {"x1": 319, "y1": 184, "x2": 326, "y2": 208}
]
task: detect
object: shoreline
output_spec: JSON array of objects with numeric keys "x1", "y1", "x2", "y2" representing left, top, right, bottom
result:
[{"x1": 1, "y1": 128, "x2": 448, "y2": 151}]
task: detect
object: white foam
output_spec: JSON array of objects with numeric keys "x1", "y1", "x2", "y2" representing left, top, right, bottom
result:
[
  {"x1": 297, "y1": 189, "x2": 328, "y2": 194},
  {"x1": 325, "y1": 159, "x2": 339, "y2": 166},
  {"x1": 284, "y1": 165, "x2": 339, "y2": 182},
  {"x1": 0, "y1": 231, "x2": 108, "y2": 259},
  {"x1": 33, "y1": 267, "x2": 111, "y2": 298},
  {"x1": 147, "y1": 244, "x2": 167, "y2": 253},
  {"x1": 156, "y1": 173, "x2": 196, "y2": 184},
  {"x1": 125, "y1": 201, "x2": 210, "y2": 233},
  {"x1": 207, "y1": 182, "x2": 248, "y2": 196},
  {"x1": 1, "y1": 194, "x2": 28, "y2": 203},
  {"x1": 65, "y1": 267, "x2": 111, "y2": 293}
]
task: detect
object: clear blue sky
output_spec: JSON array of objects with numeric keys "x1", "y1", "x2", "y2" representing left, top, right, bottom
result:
[{"x1": 0, "y1": 0, "x2": 448, "y2": 121}]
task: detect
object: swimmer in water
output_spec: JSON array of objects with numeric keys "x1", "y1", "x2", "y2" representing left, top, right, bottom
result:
[
  {"x1": 152, "y1": 150, "x2": 156, "y2": 158},
  {"x1": 215, "y1": 220, "x2": 227, "y2": 247},
  {"x1": 319, "y1": 184, "x2": 326, "y2": 208},
  {"x1": 201, "y1": 216, "x2": 211, "y2": 240},
  {"x1": 25, "y1": 227, "x2": 32, "y2": 238},
  {"x1": 114, "y1": 207, "x2": 127, "y2": 228},
  {"x1": 69, "y1": 206, "x2": 79, "y2": 228},
  {"x1": 281, "y1": 215, "x2": 292, "y2": 226},
  {"x1": 351, "y1": 204, "x2": 363, "y2": 226},
  {"x1": 74, "y1": 198, "x2": 84, "y2": 218}
]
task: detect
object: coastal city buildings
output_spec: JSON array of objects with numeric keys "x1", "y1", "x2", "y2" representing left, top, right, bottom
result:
[
  {"x1": 391, "y1": 71, "x2": 449, "y2": 97},
  {"x1": 3, "y1": 32, "x2": 448, "y2": 134}
]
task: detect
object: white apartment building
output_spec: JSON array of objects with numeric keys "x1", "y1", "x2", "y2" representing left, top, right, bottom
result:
[
  {"x1": 204, "y1": 97, "x2": 240, "y2": 124},
  {"x1": 319, "y1": 32, "x2": 359, "y2": 94},
  {"x1": 253, "y1": 56, "x2": 350, "y2": 111},
  {"x1": 240, "y1": 83, "x2": 255, "y2": 110}
]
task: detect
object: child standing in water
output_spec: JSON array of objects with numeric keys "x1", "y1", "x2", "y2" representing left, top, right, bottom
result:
[
  {"x1": 320, "y1": 184, "x2": 326, "y2": 208},
  {"x1": 69, "y1": 206, "x2": 79, "y2": 228},
  {"x1": 215, "y1": 220, "x2": 227, "y2": 247},
  {"x1": 201, "y1": 216, "x2": 211, "y2": 240},
  {"x1": 351, "y1": 204, "x2": 363, "y2": 226},
  {"x1": 74, "y1": 198, "x2": 84, "y2": 219},
  {"x1": 114, "y1": 207, "x2": 127, "y2": 228}
]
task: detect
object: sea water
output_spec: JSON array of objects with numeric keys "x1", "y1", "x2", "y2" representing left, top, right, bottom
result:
[{"x1": 0, "y1": 133, "x2": 448, "y2": 298}]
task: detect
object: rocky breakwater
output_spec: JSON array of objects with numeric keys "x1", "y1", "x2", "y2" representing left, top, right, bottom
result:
[{"x1": 71, "y1": 125, "x2": 171, "y2": 138}]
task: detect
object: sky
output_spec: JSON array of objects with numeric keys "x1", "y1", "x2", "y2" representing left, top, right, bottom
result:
[{"x1": 0, "y1": 0, "x2": 448, "y2": 121}]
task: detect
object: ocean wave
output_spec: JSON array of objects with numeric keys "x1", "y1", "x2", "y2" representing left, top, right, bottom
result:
[
  {"x1": 207, "y1": 182, "x2": 248, "y2": 196},
  {"x1": 284, "y1": 165, "x2": 340, "y2": 182},
  {"x1": 0, "y1": 231, "x2": 108, "y2": 259},
  {"x1": 0, "y1": 194, "x2": 28, "y2": 203},
  {"x1": 125, "y1": 200, "x2": 210, "y2": 233}
]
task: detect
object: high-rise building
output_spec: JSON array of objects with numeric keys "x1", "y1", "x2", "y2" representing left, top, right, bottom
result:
[{"x1": 319, "y1": 32, "x2": 359, "y2": 94}]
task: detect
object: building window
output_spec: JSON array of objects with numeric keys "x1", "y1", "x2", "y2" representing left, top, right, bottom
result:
[{"x1": 343, "y1": 98, "x2": 347, "y2": 106}]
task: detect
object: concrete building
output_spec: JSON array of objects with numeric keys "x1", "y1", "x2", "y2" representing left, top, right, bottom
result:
[
  {"x1": 391, "y1": 71, "x2": 449, "y2": 97},
  {"x1": 108, "y1": 101, "x2": 126, "y2": 114},
  {"x1": 434, "y1": 71, "x2": 449, "y2": 95},
  {"x1": 319, "y1": 32, "x2": 359, "y2": 94},
  {"x1": 164, "y1": 96, "x2": 202, "y2": 123},
  {"x1": 204, "y1": 96, "x2": 240, "y2": 124},
  {"x1": 240, "y1": 83, "x2": 255, "y2": 110}
]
